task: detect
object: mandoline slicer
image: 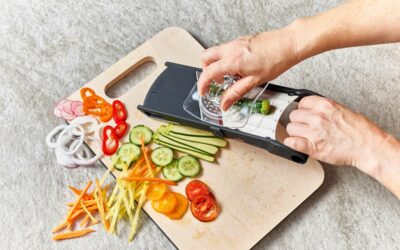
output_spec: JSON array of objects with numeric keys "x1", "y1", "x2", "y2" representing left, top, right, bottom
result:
[{"x1": 137, "y1": 62, "x2": 321, "y2": 164}]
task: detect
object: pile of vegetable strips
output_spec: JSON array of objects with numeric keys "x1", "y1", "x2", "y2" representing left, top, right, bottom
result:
[
  {"x1": 51, "y1": 180, "x2": 109, "y2": 240},
  {"x1": 53, "y1": 137, "x2": 178, "y2": 242}
]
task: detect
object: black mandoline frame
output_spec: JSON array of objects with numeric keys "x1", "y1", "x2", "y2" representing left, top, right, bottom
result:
[{"x1": 137, "y1": 62, "x2": 321, "y2": 164}]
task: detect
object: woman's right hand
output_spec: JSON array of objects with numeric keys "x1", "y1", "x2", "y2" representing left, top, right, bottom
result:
[{"x1": 197, "y1": 24, "x2": 301, "y2": 111}]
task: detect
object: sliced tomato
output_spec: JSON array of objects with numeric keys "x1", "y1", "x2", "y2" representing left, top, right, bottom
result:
[
  {"x1": 190, "y1": 194, "x2": 218, "y2": 222},
  {"x1": 166, "y1": 192, "x2": 189, "y2": 220},
  {"x1": 186, "y1": 180, "x2": 210, "y2": 201},
  {"x1": 151, "y1": 191, "x2": 177, "y2": 214},
  {"x1": 146, "y1": 183, "x2": 167, "y2": 201}
]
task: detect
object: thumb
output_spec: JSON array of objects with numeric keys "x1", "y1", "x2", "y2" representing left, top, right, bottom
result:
[{"x1": 220, "y1": 76, "x2": 258, "y2": 111}]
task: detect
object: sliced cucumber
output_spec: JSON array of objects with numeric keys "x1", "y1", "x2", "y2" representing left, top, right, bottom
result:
[
  {"x1": 129, "y1": 125, "x2": 153, "y2": 145},
  {"x1": 177, "y1": 155, "x2": 201, "y2": 177},
  {"x1": 160, "y1": 132, "x2": 218, "y2": 155},
  {"x1": 154, "y1": 140, "x2": 215, "y2": 162},
  {"x1": 117, "y1": 143, "x2": 141, "y2": 162},
  {"x1": 162, "y1": 160, "x2": 183, "y2": 181},
  {"x1": 151, "y1": 147, "x2": 174, "y2": 166},
  {"x1": 111, "y1": 153, "x2": 131, "y2": 171},
  {"x1": 167, "y1": 132, "x2": 227, "y2": 147},
  {"x1": 167, "y1": 124, "x2": 214, "y2": 137},
  {"x1": 154, "y1": 133, "x2": 212, "y2": 155}
]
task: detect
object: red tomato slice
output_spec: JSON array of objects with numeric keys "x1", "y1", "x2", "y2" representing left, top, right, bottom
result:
[
  {"x1": 190, "y1": 194, "x2": 218, "y2": 222},
  {"x1": 146, "y1": 183, "x2": 167, "y2": 201},
  {"x1": 151, "y1": 191, "x2": 177, "y2": 214},
  {"x1": 166, "y1": 192, "x2": 189, "y2": 220},
  {"x1": 186, "y1": 180, "x2": 210, "y2": 201}
]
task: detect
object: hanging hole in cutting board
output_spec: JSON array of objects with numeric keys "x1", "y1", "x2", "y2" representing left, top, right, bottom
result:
[{"x1": 105, "y1": 59, "x2": 157, "y2": 98}]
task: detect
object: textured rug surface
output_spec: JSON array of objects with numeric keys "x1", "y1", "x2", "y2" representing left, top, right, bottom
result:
[{"x1": 1, "y1": 0, "x2": 399, "y2": 249}]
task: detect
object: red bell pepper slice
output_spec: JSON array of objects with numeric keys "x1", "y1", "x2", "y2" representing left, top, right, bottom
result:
[
  {"x1": 112, "y1": 100, "x2": 127, "y2": 122},
  {"x1": 113, "y1": 121, "x2": 128, "y2": 139},
  {"x1": 102, "y1": 125, "x2": 119, "y2": 156}
]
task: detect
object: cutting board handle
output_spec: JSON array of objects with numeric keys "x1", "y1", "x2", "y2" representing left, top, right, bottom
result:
[{"x1": 84, "y1": 42, "x2": 166, "y2": 100}]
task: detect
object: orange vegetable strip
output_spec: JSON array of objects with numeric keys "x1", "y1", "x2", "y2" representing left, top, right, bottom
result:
[
  {"x1": 80, "y1": 201, "x2": 98, "y2": 224},
  {"x1": 68, "y1": 186, "x2": 93, "y2": 200},
  {"x1": 66, "y1": 181, "x2": 92, "y2": 222},
  {"x1": 95, "y1": 178, "x2": 109, "y2": 232},
  {"x1": 121, "y1": 177, "x2": 176, "y2": 186},
  {"x1": 140, "y1": 137, "x2": 154, "y2": 178},
  {"x1": 80, "y1": 215, "x2": 90, "y2": 228},
  {"x1": 102, "y1": 189, "x2": 109, "y2": 214},
  {"x1": 52, "y1": 229, "x2": 95, "y2": 241},
  {"x1": 66, "y1": 223, "x2": 72, "y2": 231},
  {"x1": 67, "y1": 200, "x2": 97, "y2": 207},
  {"x1": 125, "y1": 156, "x2": 145, "y2": 178},
  {"x1": 52, "y1": 221, "x2": 68, "y2": 233}
]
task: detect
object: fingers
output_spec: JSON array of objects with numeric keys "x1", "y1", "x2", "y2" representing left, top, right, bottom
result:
[
  {"x1": 289, "y1": 109, "x2": 328, "y2": 128},
  {"x1": 284, "y1": 137, "x2": 315, "y2": 155},
  {"x1": 201, "y1": 46, "x2": 223, "y2": 67},
  {"x1": 298, "y1": 95, "x2": 337, "y2": 115},
  {"x1": 220, "y1": 76, "x2": 258, "y2": 111},
  {"x1": 197, "y1": 60, "x2": 236, "y2": 96},
  {"x1": 286, "y1": 122, "x2": 317, "y2": 140}
]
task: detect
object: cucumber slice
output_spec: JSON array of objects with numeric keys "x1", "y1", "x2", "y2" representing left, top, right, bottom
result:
[
  {"x1": 167, "y1": 132, "x2": 227, "y2": 147},
  {"x1": 151, "y1": 147, "x2": 174, "y2": 166},
  {"x1": 111, "y1": 153, "x2": 130, "y2": 171},
  {"x1": 117, "y1": 143, "x2": 141, "y2": 162},
  {"x1": 177, "y1": 155, "x2": 201, "y2": 177},
  {"x1": 167, "y1": 124, "x2": 214, "y2": 137},
  {"x1": 154, "y1": 133, "x2": 212, "y2": 155},
  {"x1": 154, "y1": 140, "x2": 215, "y2": 162},
  {"x1": 162, "y1": 160, "x2": 183, "y2": 181},
  {"x1": 129, "y1": 125, "x2": 153, "y2": 145},
  {"x1": 160, "y1": 132, "x2": 218, "y2": 155}
]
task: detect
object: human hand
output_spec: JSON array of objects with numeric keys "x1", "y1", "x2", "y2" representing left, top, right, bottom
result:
[
  {"x1": 197, "y1": 26, "x2": 300, "y2": 111},
  {"x1": 284, "y1": 96, "x2": 400, "y2": 179}
]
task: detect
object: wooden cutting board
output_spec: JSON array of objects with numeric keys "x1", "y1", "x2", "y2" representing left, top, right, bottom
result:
[{"x1": 67, "y1": 27, "x2": 324, "y2": 250}]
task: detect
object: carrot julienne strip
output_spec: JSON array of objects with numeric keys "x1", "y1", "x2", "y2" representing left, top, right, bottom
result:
[
  {"x1": 80, "y1": 201, "x2": 98, "y2": 224},
  {"x1": 80, "y1": 215, "x2": 90, "y2": 228},
  {"x1": 52, "y1": 221, "x2": 68, "y2": 233},
  {"x1": 140, "y1": 136, "x2": 154, "y2": 178},
  {"x1": 52, "y1": 229, "x2": 95, "y2": 241},
  {"x1": 66, "y1": 181, "x2": 92, "y2": 222}
]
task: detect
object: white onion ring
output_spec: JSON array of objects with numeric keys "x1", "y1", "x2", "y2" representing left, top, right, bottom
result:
[
  {"x1": 72, "y1": 136, "x2": 103, "y2": 166},
  {"x1": 70, "y1": 116, "x2": 98, "y2": 135},
  {"x1": 57, "y1": 124, "x2": 84, "y2": 156},
  {"x1": 45, "y1": 124, "x2": 68, "y2": 148},
  {"x1": 55, "y1": 147, "x2": 79, "y2": 168}
]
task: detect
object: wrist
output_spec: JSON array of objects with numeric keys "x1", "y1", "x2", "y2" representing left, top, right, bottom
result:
[{"x1": 356, "y1": 131, "x2": 400, "y2": 197}]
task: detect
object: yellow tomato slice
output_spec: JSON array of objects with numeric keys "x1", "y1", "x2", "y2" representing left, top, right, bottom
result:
[
  {"x1": 166, "y1": 192, "x2": 189, "y2": 220},
  {"x1": 151, "y1": 191, "x2": 177, "y2": 214},
  {"x1": 146, "y1": 183, "x2": 167, "y2": 201}
]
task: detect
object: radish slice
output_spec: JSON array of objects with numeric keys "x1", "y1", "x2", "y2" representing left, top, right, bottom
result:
[
  {"x1": 56, "y1": 99, "x2": 69, "y2": 110},
  {"x1": 61, "y1": 109, "x2": 76, "y2": 121},
  {"x1": 73, "y1": 104, "x2": 84, "y2": 116},
  {"x1": 62, "y1": 100, "x2": 74, "y2": 114},
  {"x1": 53, "y1": 106, "x2": 63, "y2": 118},
  {"x1": 71, "y1": 101, "x2": 83, "y2": 115}
]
